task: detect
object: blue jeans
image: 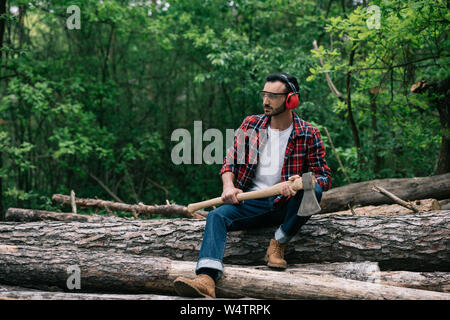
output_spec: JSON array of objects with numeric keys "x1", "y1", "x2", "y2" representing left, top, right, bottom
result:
[{"x1": 195, "y1": 183, "x2": 323, "y2": 281}]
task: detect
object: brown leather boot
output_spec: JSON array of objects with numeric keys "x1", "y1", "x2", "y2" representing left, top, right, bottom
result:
[
  {"x1": 264, "y1": 239, "x2": 287, "y2": 269},
  {"x1": 173, "y1": 274, "x2": 216, "y2": 298}
]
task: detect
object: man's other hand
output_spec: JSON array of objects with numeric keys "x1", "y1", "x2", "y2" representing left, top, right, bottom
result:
[
  {"x1": 221, "y1": 187, "x2": 243, "y2": 204},
  {"x1": 281, "y1": 175, "x2": 300, "y2": 197}
]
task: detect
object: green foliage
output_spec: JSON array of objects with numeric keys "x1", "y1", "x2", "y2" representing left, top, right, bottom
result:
[
  {"x1": 310, "y1": 0, "x2": 448, "y2": 182},
  {"x1": 0, "y1": 0, "x2": 448, "y2": 218}
]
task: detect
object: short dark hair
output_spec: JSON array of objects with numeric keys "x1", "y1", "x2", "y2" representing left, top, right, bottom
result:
[{"x1": 266, "y1": 72, "x2": 299, "y2": 93}]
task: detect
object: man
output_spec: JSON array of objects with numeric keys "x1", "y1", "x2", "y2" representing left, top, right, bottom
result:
[{"x1": 173, "y1": 72, "x2": 331, "y2": 298}]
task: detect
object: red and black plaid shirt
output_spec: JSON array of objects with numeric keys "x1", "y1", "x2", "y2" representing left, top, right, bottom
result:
[{"x1": 220, "y1": 112, "x2": 331, "y2": 207}]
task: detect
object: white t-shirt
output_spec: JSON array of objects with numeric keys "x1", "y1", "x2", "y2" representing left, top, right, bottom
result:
[{"x1": 249, "y1": 123, "x2": 293, "y2": 191}]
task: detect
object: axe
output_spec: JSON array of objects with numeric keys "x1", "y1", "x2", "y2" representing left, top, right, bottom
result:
[{"x1": 187, "y1": 172, "x2": 321, "y2": 216}]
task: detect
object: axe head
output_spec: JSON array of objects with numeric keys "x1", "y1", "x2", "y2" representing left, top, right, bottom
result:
[{"x1": 297, "y1": 172, "x2": 321, "y2": 216}]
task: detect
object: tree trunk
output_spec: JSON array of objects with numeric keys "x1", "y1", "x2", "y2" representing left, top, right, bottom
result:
[
  {"x1": 5, "y1": 208, "x2": 125, "y2": 223},
  {"x1": 0, "y1": 0, "x2": 6, "y2": 222},
  {"x1": 250, "y1": 264, "x2": 450, "y2": 293},
  {"x1": 1, "y1": 211, "x2": 448, "y2": 271},
  {"x1": 434, "y1": 77, "x2": 450, "y2": 174},
  {"x1": 0, "y1": 155, "x2": 3, "y2": 221},
  {"x1": 411, "y1": 77, "x2": 450, "y2": 174},
  {"x1": 0, "y1": 245, "x2": 448, "y2": 300},
  {"x1": 377, "y1": 271, "x2": 450, "y2": 293},
  {"x1": 6, "y1": 198, "x2": 440, "y2": 223},
  {"x1": 0, "y1": 285, "x2": 209, "y2": 300},
  {"x1": 251, "y1": 262, "x2": 381, "y2": 283},
  {"x1": 439, "y1": 199, "x2": 450, "y2": 210},
  {"x1": 320, "y1": 173, "x2": 450, "y2": 213},
  {"x1": 369, "y1": 90, "x2": 383, "y2": 174},
  {"x1": 345, "y1": 49, "x2": 362, "y2": 167},
  {"x1": 51, "y1": 194, "x2": 206, "y2": 219},
  {"x1": 0, "y1": 0, "x2": 6, "y2": 58},
  {"x1": 320, "y1": 198, "x2": 439, "y2": 216}
]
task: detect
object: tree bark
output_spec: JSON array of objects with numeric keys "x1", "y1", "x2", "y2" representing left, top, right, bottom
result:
[
  {"x1": 250, "y1": 262, "x2": 381, "y2": 283},
  {"x1": 439, "y1": 199, "x2": 450, "y2": 210},
  {"x1": 369, "y1": 90, "x2": 383, "y2": 174},
  {"x1": 5, "y1": 208, "x2": 125, "y2": 223},
  {"x1": 411, "y1": 77, "x2": 450, "y2": 174},
  {"x1": 345, "y1": 49, "x2": 362, "y2": 166},
  {"x1": 377, "y1": 271, "x2": 450, "y2": 293},
  {"x1": 51, "y1": 194, "x2": 206, "y2": 219},
  {"x1": 5, "y1": 198, "x2": 439, "y2": 224},
  {"x1": 0, "y1": 285, "x2": 209, "y2": 300},
  {"x1": 1, "y1": 211, "x2": 448, "y2": 271},
  {"x1": 0, "y1": 245, "x2": 448, "y2": 300},
  {"x1": 320, "y1": 173, "x2": 450, "y2": 213},
  {"x1": 320, "y1": 198, "x2": 439, "y2": 216},
  {"x1": 250, "y1": 264, "x2": 450, "y2": 293},
  {"x1": 0, "y1": 0, "x2": 6, "y2": 221}
]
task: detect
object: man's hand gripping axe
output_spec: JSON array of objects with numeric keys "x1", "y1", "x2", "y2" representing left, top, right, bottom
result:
[{"x1": 187, "y1": 172, "x2": 321, "y2": 216}]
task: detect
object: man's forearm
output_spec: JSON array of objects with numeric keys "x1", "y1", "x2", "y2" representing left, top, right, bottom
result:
[{"x1": 221, "y1": 172, "x2": 235, "y2": 189}]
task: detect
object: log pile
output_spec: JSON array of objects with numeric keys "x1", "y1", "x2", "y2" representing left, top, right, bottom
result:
[
  {"x1": 2, "y1": 209, "x2": 449, "y2": 271},
  {"x1": 319, "y1": 173, "x2": 450, "y2": 213},
  {"x1": 0, "y1": 174, "x2": 449, "y2": 300},
  {"x1": 0, "y1": 245, "x2": 449, "y2": 300}
]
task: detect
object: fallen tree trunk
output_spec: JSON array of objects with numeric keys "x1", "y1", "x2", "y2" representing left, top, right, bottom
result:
[
  {"x1": 320, "y1": 198, "x2": 439, "y2": 216},
  {"x1": 250, "y1": 261, "x2": 380, "y2": 282},
  {"x1": 51, "y1": 194, "x2": 206, "y2": 219},
  {"x1": 320, "y1": 173, "x2": 450, "y2": 213},
  {"x1": 7, "y1": 199, "x2": 442, "y2": 224},
  {"x1": 0, "y1": 285, "x2": 211, "y2": 300},
  {"x1": 251, "y1": 263, "x2": 450, "y2": 293},
  {"x1": 1, "y1": 268, "x2": 447, "y2": 299},
  {"x1": 440, "y1": 199, "x2": 450, "y2": 210},
  {"x1": 1, "y1": 211, "x2": 448, "y2": 271},
  {"x1": 5, "y1": 208, "x2": 124, "y2": 223},
  {"x1": 5, "y1": 200, "x2": 440, "y2": 224},
  {"x1": 377, "y1": 271, "x2": 450, "y2": 293},
  {"x1": 0, "y1": 245, "x2": 448, "y2": 300}
]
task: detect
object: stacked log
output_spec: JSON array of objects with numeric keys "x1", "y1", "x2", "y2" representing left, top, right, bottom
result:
[
  {"x1": 0, "y1": 245, "x2": 448, "y2": 300},
  {"x1": 6, "y1": 197, "x2": 440, "y2": 223},
  {"x1": 2, "y1": 209, "x2": 449, "y2": 271},
  {"x1": 319, "y1": 198, "x2": 439, "y2": 216},
  {"x1": 1, "y1": 174, "x2": 449, "y2": 300},
  {"x1": 320, "y1": 173, "x2": 450, "y2": 213},
  {"x1": 0, "y1": 284, "x2": 210, "y2": 300},
  {"x1": 5, "y1": 208, "x2": 124, "y2": 223},
  {"x1": 51, "y1": 194, "x2": 207, "y2": 219}
]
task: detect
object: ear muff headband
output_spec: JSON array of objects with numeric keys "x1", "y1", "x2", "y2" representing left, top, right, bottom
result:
[{"x1": 280, "y1": 74, "x2": 299, "y2": 110}]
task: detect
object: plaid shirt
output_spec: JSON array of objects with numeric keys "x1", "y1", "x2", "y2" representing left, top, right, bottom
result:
[{"x1": 220, "y1": 112, "x2": 331, "y2": 207}]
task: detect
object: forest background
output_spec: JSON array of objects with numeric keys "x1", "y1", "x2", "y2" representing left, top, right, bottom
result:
[{"x1": 0, "y1": 0, "x2": 448, "y2": 219}]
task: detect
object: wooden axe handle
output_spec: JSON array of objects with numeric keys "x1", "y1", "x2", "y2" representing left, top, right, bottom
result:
[{"x1": 187, "y1": 178, "x2": 304, "y2": 213}]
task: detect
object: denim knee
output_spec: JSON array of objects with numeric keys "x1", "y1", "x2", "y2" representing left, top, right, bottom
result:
[
  {"x1": 315, "y1": 182, "x2": 323, "y2": 202},
  {"x1": 207, "y1": 206, "x2": 227, "y2": 224},
  {"x1": 207, "y1": 204, "x2": 237, "y2": 230}
]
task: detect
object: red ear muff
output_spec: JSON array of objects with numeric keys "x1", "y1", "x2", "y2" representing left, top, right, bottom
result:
[{"x1": 286, "y1": 92, "x2": 299, "y2": 109}]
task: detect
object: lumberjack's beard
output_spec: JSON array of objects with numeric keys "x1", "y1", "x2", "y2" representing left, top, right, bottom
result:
[{"x1": 264, "y1": 103, "x2": 286, "y2": 117}]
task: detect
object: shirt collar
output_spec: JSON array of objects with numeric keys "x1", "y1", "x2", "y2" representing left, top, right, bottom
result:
[{"x1": 261, "y1": 111, "x2": 303, "y2": 139}]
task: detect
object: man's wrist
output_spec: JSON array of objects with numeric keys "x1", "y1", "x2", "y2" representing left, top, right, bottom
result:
[
  {"x1": 223, "y1": 182, "x2": 235, "y2": 190},
  {"x1": 221, "y1": 172, "x2": 235, "y2": 190}
]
